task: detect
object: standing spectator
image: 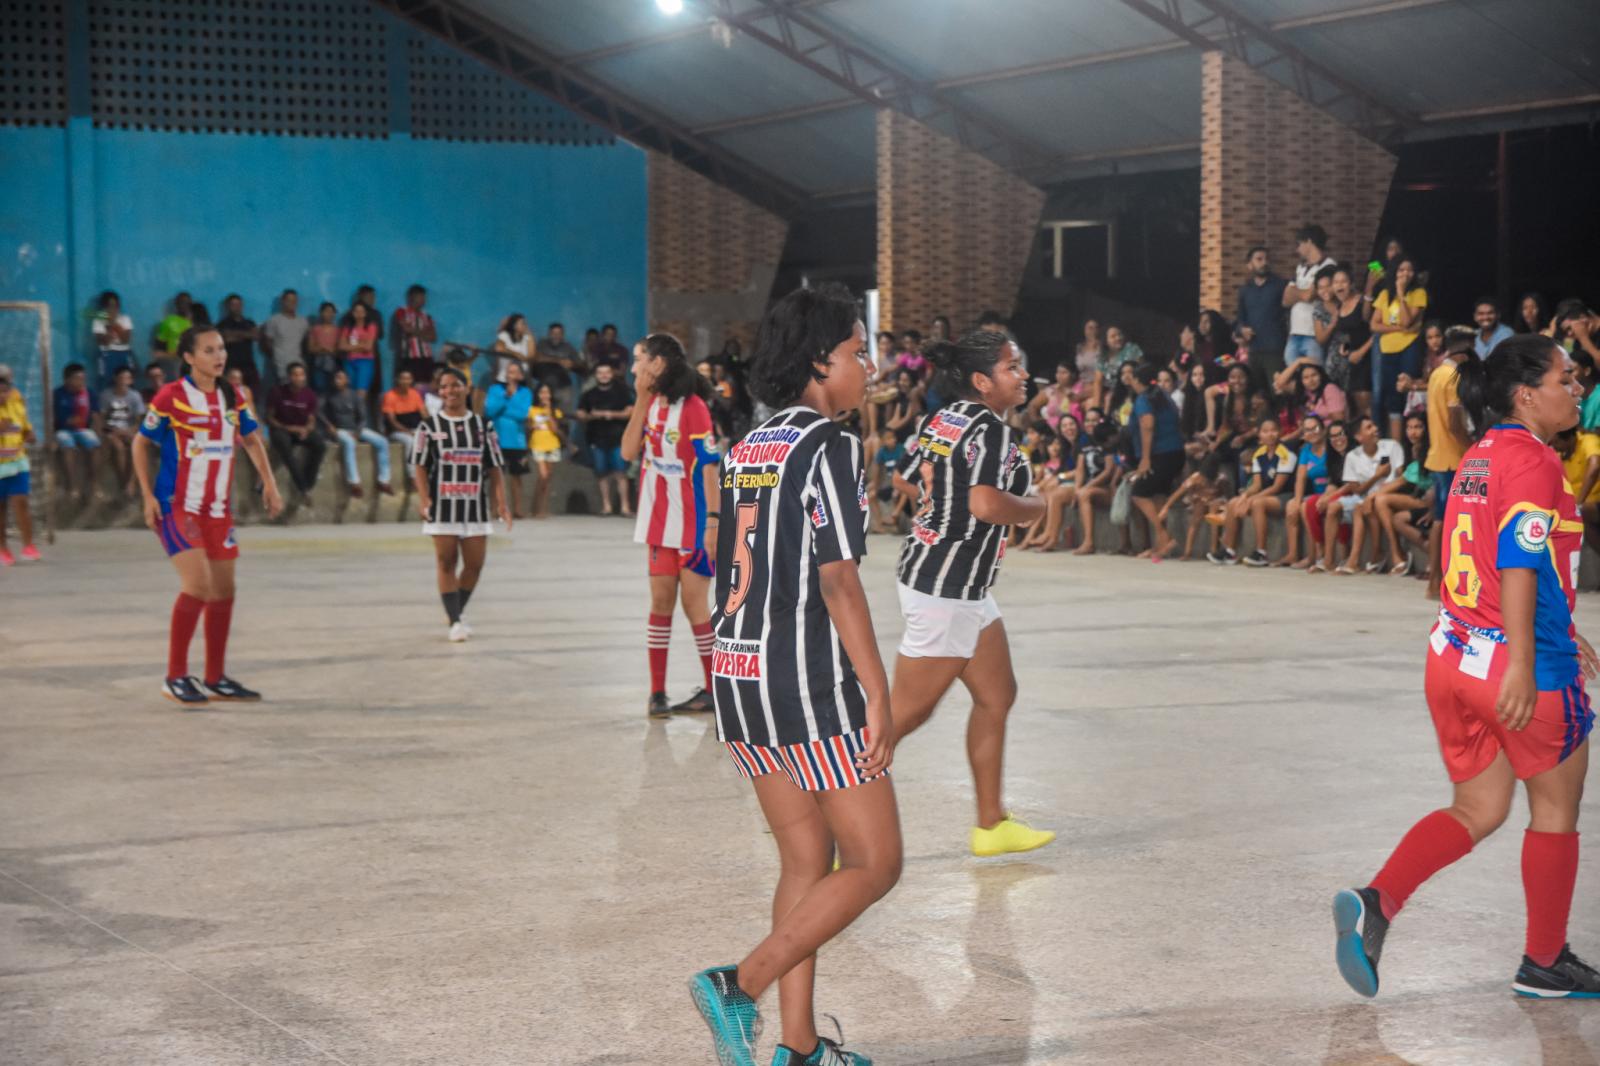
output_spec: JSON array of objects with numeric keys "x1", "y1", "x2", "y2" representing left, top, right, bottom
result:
[
  {"x1": 261, "y1": 290, "x2": 310, "y2": 394},
  {"x1": 1128, "y1": 362, "x2": 1185, "y2": 558},
  {"x1": 0, "y1": 364, "x2": 40, "y2": 564},
  {"x1": 1075, "y1": 318, "x2": 1103, "y2": 380},
  {"x1": 153, "y1": 292, "x2": 193, "y2": 378},
  {"x1": 493, "y1": 313, "x2": 535, "y2": 387},
  {"x1": 1557, "y1": 427, "x2": 1600, "y2": 551},
  {"x1": 1401, "y1": 321, "x2": 1448, "y2": 418},
  {"x1": 1517, "y1": 292, "x2": 1549, "y2": 335},
  {"x1": 1322, "y1": 266, "x2": 1374, "y2": 418},
  {"x1": 1282, "y1": 224, "x2": 1336, "y2": 373},
  {"x1": 1369, "y1": 258, "x2": 1427, "y2": 441},
  {"x1": 1473, "y1": 297, "x2": 1515, "y2": 358},
  {"x1": 381, "y1": 368, "x2": 427, "y2": 463},
  {"x1": 1422, "y1": 330, "x2": 1473, "y2": 596},
  {"x1": 392, "y1": 284, "x2": 438, "y2": 385},
  {"x1": 91, "y1": 290, "x2": 135, "y2": 384},
  {"x1": 576, "y1": 362, "x2": 634, "y2": 517},
  {"x1": 1098, "y1": 326, "x2": 1143, "y2": 383},
  {"x1": 527, "y1": 382, "x2": 565, "y2": 520},
  {"x1": 483, "y1": 360, "x2": 533, "y2": 518},
  {"x1": 1235, "y1": 246, "x2": 1288, "y2": 370},
  {"x1": 140, "y1": 363, "x2": 166, "y2": 403},
  {"x1": 587, "y1": 323, "x2": 628, "y2": 374},
  {"x1": 352, "y1": 284, "x2": 384, "y2": 343},
  {"x1": 1362, "y1": 236, "x2": 1405, "y2": 302},
  {"x1": 338, "y1": 301, "x2": 381, "y2": 417},
  {"x1": 266, "y1": 362, "x2": 326, "y2": 499},
  {"x1": 218, "y1": 293, "x2": 261, "y2": 393},
  {"x1": 319, "y1": 368, "x2": 392, "y2": 499},
  {"x1": 1210, "y1": 417, "x2": 1295, "y2": 566},
  {"x1": 1323, "y1": 416, "x2": 1403, "y2": 574},
  {"x1": 53, "y1": 363, "x2": 100, "y2": 501},
  {"x1": 305, "y1": 302, "x2": 340, "y2": 395},
  {"x1": 96, "y1": 365, "x2": 145, "y2": 498}
]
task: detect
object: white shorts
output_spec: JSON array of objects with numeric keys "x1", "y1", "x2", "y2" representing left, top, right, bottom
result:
[
  {"x1": 1340, "y1": 495, "x2": 1361, "y2": 519},
  {"x1": 532, "y1": 449, "x2": 562, "y2": 463},
  {"x1": 422, "y1": 521, "x2": 493, "y2": 538},
  {"x1": 896, "y1": 583, "x2": 1001, "y2": 659}
]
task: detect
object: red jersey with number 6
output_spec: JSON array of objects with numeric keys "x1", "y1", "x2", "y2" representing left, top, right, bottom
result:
[{"x1": 1437, "y1": 422, "x2": 1582, "y2": 691}]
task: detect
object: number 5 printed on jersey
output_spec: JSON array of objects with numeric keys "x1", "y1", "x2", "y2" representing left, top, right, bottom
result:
[{"x1": 722, "y1": 502, "x2": 761, "y2": 615}]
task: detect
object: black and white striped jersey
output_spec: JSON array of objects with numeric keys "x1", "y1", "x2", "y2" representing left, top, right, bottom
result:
[
  {"x1": 895, "y1": 400, "x2": 1030, "y2": 600},
  {"x1": 711, "y1": 407, "x2": 870, "y2": 747},
  {"x1": 412, "y1": 411, "x2": 504, "y2": 525}
]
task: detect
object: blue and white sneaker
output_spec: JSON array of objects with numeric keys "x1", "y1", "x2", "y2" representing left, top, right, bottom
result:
[
  {"x1": 690, "y1": 965, "x2": 760, "y2": 1066},
  {"x1": 1333, "y1": 886, "x2": 1389, "y2": 998},
  {"x1": 1513, "y1": 945, "x2": 1600, "y2": 998},
  {"x1": 772, "y1": 1017, "x2": 872, "y2": 1065}
]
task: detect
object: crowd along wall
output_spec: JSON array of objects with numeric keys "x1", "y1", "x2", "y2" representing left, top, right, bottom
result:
[
  {"x1": 1199, "y1": 51, "x2": 1398, "y2": 312},
  {"x1": 876, "y1": 109, "x2": 1046, "y2": 336}
]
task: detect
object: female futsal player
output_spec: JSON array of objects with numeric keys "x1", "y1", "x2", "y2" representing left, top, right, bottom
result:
[
  {"x1": 889, "y1": 330, "x2": 1055, "y2": 857},
  {"x1": 621, "y1": 334, "x2": 720, "y2": 718},
  {"x1": 691, "y1": 284, "x2": 897, "y2": 1066},
  {"x1": 133, "y1": 327, "x2": 283, "y2": 705},
  {"x1": 412, "y1": 368, "x2": 511, "y2": 643},
  {"x1": 1333, "y1": 333, "x2": 1599, "y2": 999}
]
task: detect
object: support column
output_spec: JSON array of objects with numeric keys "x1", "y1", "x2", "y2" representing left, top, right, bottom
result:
[
  {"x1": 647, "y1": 154, "x2": 788, "y2": 358},
  {"x1": 876, "y1": 110, "x2": 1045, "y2": 335},
  {"x1": 63, "y1": 0, "x2": 97, "y2": 365},
  {"x1": 1199, "y1": 51, "x2": 1398, "y2": 312}
]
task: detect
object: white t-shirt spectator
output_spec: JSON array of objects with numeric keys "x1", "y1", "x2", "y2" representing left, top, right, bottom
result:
[
  {"x1": 1289, "y1": 257, "x2": 1336, "y2": 337},
  {"x1": 1341, "y1": 439, "x2": 1405, "y2": 498},
  {"x1": 93, "y1": 312, "x2": 133, "y2": 352},
  {"x1": 494, "y1": 331, "x2": 534, "y2": 385},
  {"x1": 99, "y1": 387, "x2": 146, "y2": 431}
]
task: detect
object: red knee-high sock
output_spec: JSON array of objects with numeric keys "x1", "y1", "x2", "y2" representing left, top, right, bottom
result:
[
  {"x1": 691, "y1": 620, "x2": 715, "y2": 691},
  {"x1": 167, "y1": 593, "x2": 206, "y2": 680},
  {"x1": 647, "y1": 613, "x2": 672, "y2": 693},
  {"x1": 204, "y1": 597, "x2": 235, "y2": 686},
  {"x1": 1523, "y1": 830, "x2": 1579, "y2": 966},
  {"x1": 1368, "y1": 809, "x2": 1475, "y2": 919}
]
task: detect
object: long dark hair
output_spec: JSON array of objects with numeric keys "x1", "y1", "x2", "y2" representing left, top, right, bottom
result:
[
  {"x1": 177, "y1": 326, "x2": 237, "y2": 409},
  {"x1": 640, "y1": 332, "x2": 710, "y2": 404},
  {"x1": 1453, "y1": 334, "x2": 1562, "y2": 440},
  {"x1": 1376, "y1": 257, "x2": 1419, "y2": 302},
  {"x1": 499, "y1": 313, "x2": 527, "y2": 338},
  {"x1": 1133, "y1": 361, "x2": 1172, "y2": 413},
  {"x1": 1402, "y1": 412, "x2": 1430, "y2": 467},
  {"x1": 749, "y1": 284, "x2": 859, "y2": 409},
  {"x1": 1517, "y1": 291, "x2": 1550, "y2": 334},
  {"x1": 928, "y1": 329, "x2": 1009, "y2": 402}
]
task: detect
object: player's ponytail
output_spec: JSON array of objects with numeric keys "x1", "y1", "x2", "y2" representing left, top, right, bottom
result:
[
  {"x1": 929, "y1": 329, "x2": 1008, "y2": 402},
  {"x1": 1453, "y1": 333, "x2": 1560, "y2": 441},
  {"x1": 176, "y1": 326, "x2": 236, "y2": 410}
]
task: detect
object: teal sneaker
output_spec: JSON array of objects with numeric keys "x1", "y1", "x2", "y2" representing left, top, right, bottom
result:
[
  {"x1": 771, "y1": 1034, "x2": 872, "y2": 1065},
  {"x1": 690, "y1": 965, "x2": 760, "y2": 1066}
]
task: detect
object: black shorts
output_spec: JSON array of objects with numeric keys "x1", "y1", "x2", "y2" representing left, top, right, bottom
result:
[
  {"x1": 1130, "y1": 450, "x2": 1186, "y2": 498},
  {"x1": 502, "y1": 448, "x2": 530, "y2": 476}
]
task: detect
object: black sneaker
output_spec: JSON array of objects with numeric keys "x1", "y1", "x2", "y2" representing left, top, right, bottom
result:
[
  {"x1": 1513, "y1": 945, "x2": 1600, "y2": 998},
  {"x1": 204, "y1": 676, "x2": 261, "y2": 701},
  {"x1": 161, "y1": 676, "x2": 210, "y2": 706},
  {"x1": 670, "y1": 687, "x2": 714, "y2": 715},
  {"x1": 1244, "y1": 549, "x2": 1269, "y2": 567},
  {"x1": 647, "y1": 691, "x2": 672, "y2": 718},
  {"x1": 1206, "y1": 548, "x2": 1238, "y2": 565},
  {"x1": 1333, "y1": 887, "x2": 1389, "y2": 998}
]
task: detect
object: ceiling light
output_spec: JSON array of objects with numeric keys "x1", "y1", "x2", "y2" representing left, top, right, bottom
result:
[{"x1": 657, "y1": 0, "x2": 684, "y2": 14}]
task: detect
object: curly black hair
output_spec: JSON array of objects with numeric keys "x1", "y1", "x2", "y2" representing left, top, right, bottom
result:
[{"x1": 748, "y1": 284, "x2": 860, "y2": 409}]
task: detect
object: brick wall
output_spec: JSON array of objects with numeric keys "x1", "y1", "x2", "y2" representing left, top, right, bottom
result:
[
  {"x1": 1199, "y1": 51, "x2": 1397, "y2": 312},
  {"x1": 877, "y1": 110, "x2": 1046, "y2": 335},
  {"x1": 647, "y1": 153, "x2": 789, "y2": 358}
]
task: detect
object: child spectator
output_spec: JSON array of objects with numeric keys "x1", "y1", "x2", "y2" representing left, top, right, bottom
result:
[
  {"x1": 306, "y1": 302, "x2": 341, "y2": 394},
  {"x1": 92, "y1": 290, "x2": 135, "y2": 385},
  {"x1": 483, "y1": 361, "x2": 533, "y2": 518},
  {"x1": 53, "y1": 363, "x2": 100, "y2": 501},
  {"x1": 527, "y1": 381, "x2": 565, "y2": 519},
  {"x1": 868, "y1": 426, "x2": 907, "y2": 533},
  {"x1": 1323, "y1": 415, "x2": 1403, "y2": 574},
  {"x1": 382, "y1": 369, "x2": 427, "y2": 463},
  {"x1": 1211, "y1": 416, "x2": 1295, "y2": 566},
  {"x1": 1373, "y1": 412, "x2": 1433, "y2": 576},
  {"x1": 1070, "y1": 420, "x2": 1121, "y2": 555},
  {"x1": 0, "y1": 364, "x2": 40, "y2": 563},
  {"x1": 320, "y1": 368, "x2": 393, "y2": 499},
  {"x1": 266, "y1": 362, "x2": 326, "y2": 499},
  {"x1": 96, "y1": 365, "x2": 145, "y2": 498}
]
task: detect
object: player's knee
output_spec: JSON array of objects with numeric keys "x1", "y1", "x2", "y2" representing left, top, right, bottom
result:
[{"x1": 1452, "y1": 800, "x2": 1509, "y2": 841}]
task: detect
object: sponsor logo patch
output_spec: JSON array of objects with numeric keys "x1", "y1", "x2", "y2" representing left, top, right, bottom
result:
[
  {"x1": 1513, "y1": 510, "x2": 1552, "y2": 552},
  {"x1": 810, "y1": 496, "x2": 830, "y2": 529},
  {"x1": 712, "y1": 638, "x2": 763, "y2": 680}
]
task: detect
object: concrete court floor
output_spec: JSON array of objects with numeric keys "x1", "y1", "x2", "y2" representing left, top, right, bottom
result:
[{"x1": 2, "y1": 519, "x2": 1598, "y2": 1066}]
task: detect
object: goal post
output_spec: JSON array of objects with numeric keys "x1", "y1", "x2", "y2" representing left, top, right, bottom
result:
[{"x1": 0, "y1": 301, "x2": 55, "y2": 543}]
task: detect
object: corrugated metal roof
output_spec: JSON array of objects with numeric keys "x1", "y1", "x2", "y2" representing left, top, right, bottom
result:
[{"x1": 454, "y1": 0, "x2": 1600, "y2": 197}]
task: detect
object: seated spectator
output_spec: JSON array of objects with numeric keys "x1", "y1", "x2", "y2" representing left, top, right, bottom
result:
[
  {"x1": 306, "y1": 302, "x2": 341, "y2": 394},
  {"x1": 881, "y1": 369, "x2": 922, "y2": 443},
  {"x1": 1272, "y1": 414, "x2": 1329, "y2": 569},
  {"x1": 1179, "y1": 363, "x2": 1214, "y2": 438},
  {"x1": 1373, "y1": 412, "x2": 1433, "y2": 576},
  {"x1": 266, "y1": 362, "x2": 326, "y2": 499},
  {"x1": 1023, "y1": 414, "x2": 1082, "y2": 552},
  {"x1": 929, "y1": 315, "x2": 952, "y2": 344},
  {"x1": 52, "y1": 363, "x2": 100, "y2": 501},
  {"x1": 153, "y1": 291, "x2": 193, "y2": 377},
  {"x1": 1107, "y1": 361, "x2": 1138, "y2": 424},
  {"x1": 1275, "y1": 360, "x2": 1346, "y2": 429},
  {"x1": 1399, "y1": 321, "x2": 1448, "y2": 419},
  {"x1": 1161, "y1": 435, "x2": 1230, "y2": 561},
  {"x1": 1071, "y1": 420, "x2": 1121, "y2": 555},
  {"x1": 1556, "y1": 302, "x2": 1600, "y2": 366},
  {"x1": 219, "y1": 293, "x2": 262, "y2": 393},
  {"x1": 92, "y1": 290, "x2": 135, "y2": 385},
  {"x1": 0, "y1": 364, "x2": 40, "y2": 564},
  {"x1": 1098, "y1": 325, "x2": 1143, "y2": 383},
  {"x1": 338, "y1": 301, "x2": 381, "y2": 415},
  {"x1": 494, "y1": 313, "x2": 535, "y2": 388},
  {"x1": 1473, "y1": 296, "x2": 1515, "y2": 357},
  {"x1": 1208, "y1": 362, "x2": 1265, "y2": 479},
  {"x1": 576, "y1": 363, "x2": 634, "y2": 517},
  {"x1": 483, "y1": 361, "x2": 532, "y2": 518},
  {"x1": 189, "y1": 300, "x2": 212, "y2": 327},
  {"x1": 382, "y1": 369, "x2": 427, "y2": 463},
  {"x1": 895, "y1": 331, "x2": 927, "y2": 380},
  {"x1": 319, "y1": 368, "x2": 393, "y2": 499},
  {"x1": 1322, "y1": 416, "x2": 1403, "y2": 575},
  {"x1": 1158, "y1": 367, "x2": 1183, "y2": 412},
  {"x1": 140, "y1": 363, "x2": 166, "y2": 403},
  {"x1": 1028, "y1": 362, "x2": 1080, "y2": 433},
  {"x1": 868, "y1": 426, "x2": 907, "y2": 533},
  {"x1": 443, "y1": 346, "x2": 475, "y2": 391},
  {"x1": 1211, "y1": 416, "x2": 1295, "y2": 566},
  {"x1": 1303, "y1": 419, "x2": 1351, "y2": 571},
  {"x1": 1196, "y1": 309, "x2": 1233, "y2": 365},
  {"x1": 527, "y1": 382, "x2": 566, "y2": 520},
  {"x1": 95, "y1": 365, "x2": 145, "y2": 498},
  {"x1": 872, "y1": 331, "x2": 899, "y2": 380}
]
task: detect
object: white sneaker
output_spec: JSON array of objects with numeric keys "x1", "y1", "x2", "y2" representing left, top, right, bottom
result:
[
  {"x1": 458, "y1": 617, "x2": 474, "y2": 636},
  {"x1": 448, "y1": 622, "x2": 469, "y2": 643}
]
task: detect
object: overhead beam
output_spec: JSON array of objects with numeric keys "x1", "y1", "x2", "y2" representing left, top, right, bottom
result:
[
  {"x1": 1419, "y1": 92, "x2": 1600, "y2": 123},
  {"x1": 1116, "y1": 0, "x2": 1419, "y2": 139},
  {"x1": 1269, "y1": 0, "x2": 1451, "y2": 32},
  {"x1": 367, "y1": 0, "x2": 811, "y2": 218}
]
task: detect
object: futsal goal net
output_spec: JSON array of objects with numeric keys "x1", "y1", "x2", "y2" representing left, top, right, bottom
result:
[{"x1": 0, "y1": 302, "x2": 55, "y2": 543}]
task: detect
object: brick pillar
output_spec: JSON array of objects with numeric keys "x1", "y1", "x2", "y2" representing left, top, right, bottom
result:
[
  {"x1": 877, "y1": 110, "x2": 1046, "y2": 335},
  {"x1": 1199, "y1": 51, "x2": 1397, "y2": 312},
  {"x1": 648, "y1": 154, "x2": 788, "y2": 358}
]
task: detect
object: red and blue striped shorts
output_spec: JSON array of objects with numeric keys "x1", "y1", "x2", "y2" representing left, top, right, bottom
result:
[{"x1": 724, "y1": 726, "x2": 887, "y2": 792}]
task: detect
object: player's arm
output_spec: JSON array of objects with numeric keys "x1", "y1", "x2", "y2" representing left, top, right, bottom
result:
[
  {"x1": 131, "y1": 431, "x2": 160, "y2": 530},
  {"x1": 696, "y1": 441, "x2": 720, "y2": 559},
  {"x1": 1498, "y1": 568, "x2": 1538, "y2": 731}
]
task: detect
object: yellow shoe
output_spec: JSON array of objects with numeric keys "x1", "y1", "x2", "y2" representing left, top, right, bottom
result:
[{"x1": 970, "y1": 815, "x2": 1056, "y2": 857}]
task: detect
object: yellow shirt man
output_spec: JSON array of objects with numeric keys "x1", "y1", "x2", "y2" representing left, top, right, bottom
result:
[
  {"x1": 1564, "y1": 432, "x2": 1600, "y2": 504},
  {"x1": 0, "y1": 387, "x2": 32, "y2": 478},
  {"x1": 1425, "y1": 361, "x2": 1466, "y2": 473}
]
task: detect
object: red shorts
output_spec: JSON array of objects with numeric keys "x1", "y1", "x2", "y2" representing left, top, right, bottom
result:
[
  {"x1": 156, "y1": 510, "x2": 239, "y2": 561},
  {"x1": 1304, "y1": 493, "x2": 1351, "y2": 545},
  {"x1": 1424, "y1": 621, "x2": 1593, "y2": 783},
  {"x1": 724, "y1": 727, "x2": 887, "y2": 791},
  {"x1": 647, "y1": 543, "x2": 713, "y2": 578}
]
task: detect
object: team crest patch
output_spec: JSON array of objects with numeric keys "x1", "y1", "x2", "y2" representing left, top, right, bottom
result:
[
  {"x1": 965, "y1": 438, "x2": 980, "y2": 464},
  {"x1": 225, "y1": 410, "x2": 239, "y2": 426},
  {"x1": 1004, "y1": 443, "x2": 1022, "y2": 472},
  {"x1": 1513, "y1": 510, "x2": 1551, "y2": 552},
  {"x1": 666, "y1": 428, "x2": 680, "y2": 445},
  {"x1": 143, "y1": 410, "x2": 162, "y2": 430}
]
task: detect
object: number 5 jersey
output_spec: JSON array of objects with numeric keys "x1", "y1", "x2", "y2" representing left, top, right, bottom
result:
[{"x1": 710, "y1": 407, "x2": 870, "y2": 747}]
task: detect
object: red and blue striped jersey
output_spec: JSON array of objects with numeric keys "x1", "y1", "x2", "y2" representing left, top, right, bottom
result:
[{"x1": 138, "y1": 378, "x2": 259, "y2": 519}]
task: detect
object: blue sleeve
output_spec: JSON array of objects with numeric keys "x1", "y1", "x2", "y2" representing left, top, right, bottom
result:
[
  {"x1": 1495, "y1": 458, "x2": 1564, "y2": 571},
  {"x1": 692, "y1": 437, "x2": 719, "y2": 467},
  {"x1": 238, "y1": 400, "x2": 260, "y2": 438},
  {"x1": 483, "y1": 385, "x2": 506, "y2": 422}
]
